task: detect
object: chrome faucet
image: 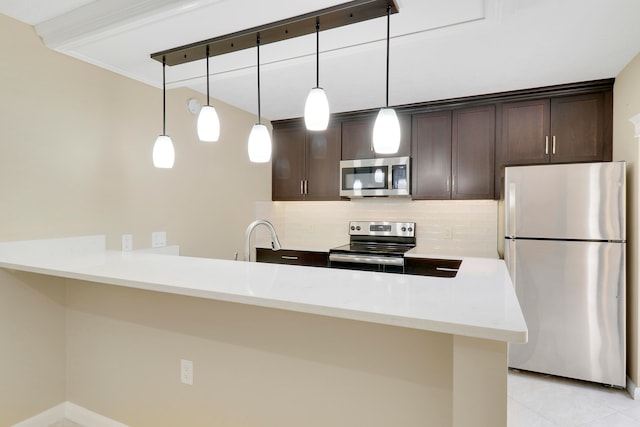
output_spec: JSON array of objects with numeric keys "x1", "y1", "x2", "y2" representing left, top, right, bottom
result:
[{"x1": 244, "y1": 219, "x2": 281, "y2": 262}]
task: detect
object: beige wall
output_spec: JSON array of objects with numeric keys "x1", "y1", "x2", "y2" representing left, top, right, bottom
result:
[
  {"x1": 65, "y1": 280, "x2": 455, "y2": 427},
  {"x1": 613, "y1": 51, "x2": 640, "y2": 387},
  {"x1": 0, "y1": 271, "x2": 67, "y2": 425},
  {"x1": 0, "y1": 14, "x2": 270, "y2": 424}
]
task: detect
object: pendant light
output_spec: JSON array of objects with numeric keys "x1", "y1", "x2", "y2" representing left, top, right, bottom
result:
[
  {"x1": 304, "y1": 20, "x2": 330, "y2": 131},
  {"x1": 197, "y1": 45, "x2": 221, "y2": 142},
  {"x1": 372, "y1": 5, "x2": 400, "y2": 154},
  {"x1": 248, "y1": 35, "x2": 272, "y2": 163},
  {"x1": 153, "y1": 56, "x2": 175, "y2": 168}
]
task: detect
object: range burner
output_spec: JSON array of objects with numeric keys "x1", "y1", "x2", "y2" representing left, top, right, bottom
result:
[{"x1": 329, "y1": 221, "x2": 416, "y2": 273}]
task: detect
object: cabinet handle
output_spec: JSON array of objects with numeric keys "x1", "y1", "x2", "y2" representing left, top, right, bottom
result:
[
  {"x1": 552, "y1": 136, "x2": 556, "y2": 155},
  {"x1": 452, "y1": 175, "x2": 456, "y2": 193},
  {"x1": 281, "y1": 255, "x2": 299, "y2": 261},
  {"x1": 446, "y1": 177, "x2": 451, "y2": 192},
  {"x1": 306, "y1": 180, "x2": 309, "y2": 194},
  {"x1": 300, "y1": 180, "x2": 304, "y2": 195},
  {"x1": 545, "y1": 136, "x2": 549, "y2": 155}
]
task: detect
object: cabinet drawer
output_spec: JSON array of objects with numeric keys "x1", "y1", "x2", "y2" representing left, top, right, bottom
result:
[
  {"x1": 256, "y1": 248, "x2": 329, "y2": 268},
  {"x1": 404, "y1": 257, "x2": 462, "y2": 278}
]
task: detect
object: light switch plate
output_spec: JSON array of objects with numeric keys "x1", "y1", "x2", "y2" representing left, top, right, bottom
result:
[
  {"x1": 121, "y1": 234, "x2": 133, "y2": 252},
  {"x1": 152, "y1": 231, "x2": 166, "y2": 248}
]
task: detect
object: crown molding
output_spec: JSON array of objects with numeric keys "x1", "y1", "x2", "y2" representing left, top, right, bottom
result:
[{"x1": 35, "y1": 0, "x2": 223, "y2": 50}]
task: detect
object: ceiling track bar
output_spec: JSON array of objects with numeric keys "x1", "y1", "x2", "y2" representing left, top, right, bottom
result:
[{"x1": 150, "y1": 0, "x2": 398, "y2": 66}]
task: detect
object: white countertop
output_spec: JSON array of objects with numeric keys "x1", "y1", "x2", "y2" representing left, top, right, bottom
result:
[{"x1": 0, "y1": 236, "x2": 526, "y2": 343}]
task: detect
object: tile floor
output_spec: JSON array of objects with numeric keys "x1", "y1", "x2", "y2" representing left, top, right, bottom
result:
[{"x1": 508, "y1": 369, "x2": 640, "y2": 426}]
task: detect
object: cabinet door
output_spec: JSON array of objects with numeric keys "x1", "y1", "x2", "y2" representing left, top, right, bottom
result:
[
  {"x1": 501, "y1": 99, "x2": 550, "y2": 165},
  {"x1": 377, "y1": 113, "x2": 411, "y2": 158},
  {"x1": 411, "y1": 111, "x2": 452, "y2": 199},
  {"x1": 550, "y1": 93, "x2": 605, "y2": 163},
  {"x1": 341, "y1": 117, "x2": 374, "y2": 160},
  {"x1": 306, "y1": 122, "x2": 341, "y2": 200},
  {"x1": 256, "y1": 248, "x2": 329, "y2": 268},
  {"x1": 341, "y1": 114, "x2": 411, "y2": 160},
  {"x1": 452, "y1": 105, "x2": 495, "y2": 199},
  {"x1": 272, "y1": 126, "x2": 305, "y2": 201}
]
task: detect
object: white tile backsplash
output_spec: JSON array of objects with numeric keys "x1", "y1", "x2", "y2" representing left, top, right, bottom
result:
[{"x1": 254, "y1": 199, "x2": 498, "y2": 254}]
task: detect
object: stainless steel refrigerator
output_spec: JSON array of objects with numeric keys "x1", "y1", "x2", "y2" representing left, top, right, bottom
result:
[{"x1": 504, "y1": 161, "x2": 626, "y2": 387}]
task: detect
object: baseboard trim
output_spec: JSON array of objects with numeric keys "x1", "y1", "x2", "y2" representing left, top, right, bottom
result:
[
  {"x1": 12, "y1": 402, "x2": 129, "y2": 427},
  {"x1": 11, "y1": 403, "x2": 66, "y2": 427},
  {"x1": 627, "y1": 376, "x2": 640, "y2": 400}
]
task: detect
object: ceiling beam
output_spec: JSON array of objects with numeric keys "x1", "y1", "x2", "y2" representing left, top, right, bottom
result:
[{"x1": 151, "y1": 0, "x2": 398, "y2": 66}]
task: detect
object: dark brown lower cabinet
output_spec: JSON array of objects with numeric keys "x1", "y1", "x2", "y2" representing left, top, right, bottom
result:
[
  {"x1": 404, "y1": 257, "x2": 462, "y2": 278},
  {"x1": 256, "y1": 248, "x2": 329, "y2": 268}
]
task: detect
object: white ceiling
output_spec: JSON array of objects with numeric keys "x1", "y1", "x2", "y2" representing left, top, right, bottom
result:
[{"x1": 2, "y1": 0, "x2": 640, "y2": 121}]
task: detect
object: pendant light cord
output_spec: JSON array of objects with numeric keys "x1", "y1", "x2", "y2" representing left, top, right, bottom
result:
[
  {"x1": 315, "y1": 20, "x2": 320, "y2": 88},
  {"x1": 205, "y1": 45, "x2": 210, "y2": 106},
  {"x1": 257, "y1": 35, "x2": 262, "y2": 124},
  {"x1": 162, "y1": 56, "x2": 167, "y2": 135},
  {"x1": 385, "y1": 5, "x2": 390, "y2": 108}
]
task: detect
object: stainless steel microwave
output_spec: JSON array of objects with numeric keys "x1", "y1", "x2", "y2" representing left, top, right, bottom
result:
[{"x1": 339, "y1": 156, "x2": 411, "y2": 197}]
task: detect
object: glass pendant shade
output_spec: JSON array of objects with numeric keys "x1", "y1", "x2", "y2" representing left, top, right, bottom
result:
[
  {"x1": 153, "y1": 135, "x2": 175, "y2": 168},
  {"x1": 197, "y1": 105, "x2": 220, "y2": 142},
  {"x1": 304, "y1": 87, "x2": 329, "y2": 131},
  {"x1": 248, "y1": 123, "x2": 271, "y2": 163},
  {"x1": 372, "y1": 107, "x2": 401, "y2": 154}
]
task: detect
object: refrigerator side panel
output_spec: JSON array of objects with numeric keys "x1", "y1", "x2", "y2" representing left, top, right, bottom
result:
[
  {"x1": 508, "y1": 239, "x2": 625, "y2": 387},
  {"x1": 504, "y1": 162, "x2": 625, "y2": 241}
]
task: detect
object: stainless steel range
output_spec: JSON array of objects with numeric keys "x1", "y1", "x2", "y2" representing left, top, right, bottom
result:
[{"x1": 329, "y1": 221, "x2": 416, "y2": 273}]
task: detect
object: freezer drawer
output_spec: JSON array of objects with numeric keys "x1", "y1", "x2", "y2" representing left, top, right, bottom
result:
[
  {"x1": 505, "y1": 238, "x2": 625, "y2": 386},
  {"x1": 504, "y1": 162, "x2": 625, "y2": 241}
]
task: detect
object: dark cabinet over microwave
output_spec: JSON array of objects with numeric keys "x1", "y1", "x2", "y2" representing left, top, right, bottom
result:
[{"x1": 341, "y1": 114, "x2": 411, "y2": 160}]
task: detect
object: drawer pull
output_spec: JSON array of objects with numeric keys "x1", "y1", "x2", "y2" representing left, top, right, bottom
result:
[
  {"x1": 281, "y1": 255, "x2": 299, "y2": 260},
  {"x1": 436, "y1": 267, "x2": 459, "y2": 272}
]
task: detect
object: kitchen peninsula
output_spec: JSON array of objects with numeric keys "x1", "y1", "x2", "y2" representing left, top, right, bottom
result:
[{"x1": 1, "y1": 235, "x2": 526, "y2": 427}]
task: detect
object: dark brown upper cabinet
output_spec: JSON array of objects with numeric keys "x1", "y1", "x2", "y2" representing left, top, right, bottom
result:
[
  {"x1": 412, "y1": 106, "x2": 495, "y2": 200},
  {"x1": 341, "y1": 114, "x2": 411, "y2": 160},
  {"x1": 272, "y1": 122, "x2": 341, "y2": 201},
  {"x1": 452, "y1": 105, "x2": 496, "y2": 199},
  {"x1": 411, "y1": 111, "x2": 452, "y2": 199},
  {"x1": 271, "y1": 79, "x2": 613, "y2": 202},
  {"x1": 500, "y1": 91, "x2": 612, "y2": 166}
]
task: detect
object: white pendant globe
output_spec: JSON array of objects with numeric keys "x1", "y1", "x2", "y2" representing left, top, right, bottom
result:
[
  {"x1": 197, "y1": 105, "x2": 220, "y2": 142},
  {"x1": 372, "y1": 107, "x2": 401, "y2": 154},
  {"x1": 248, "y1": 123, "x2": 271, "y2": 163},
  {"x1": 304, "y1": 87, "x2": 329, "y2": 131},
  {"x1": 153, "y1": 135, "x2": 175, "y2": 168}
]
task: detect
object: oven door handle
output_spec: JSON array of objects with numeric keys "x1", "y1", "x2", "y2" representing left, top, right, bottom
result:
[{"x1": 329, "y1": 253, "x2": 404, "y2": 266}]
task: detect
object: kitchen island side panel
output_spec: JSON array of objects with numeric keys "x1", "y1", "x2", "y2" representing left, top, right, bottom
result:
[{"x1": 64, "y1": 280, "x2": 456, "y2": 427}]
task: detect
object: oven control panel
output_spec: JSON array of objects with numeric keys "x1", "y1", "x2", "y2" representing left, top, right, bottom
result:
[{"x1": 348, "y1": 221, "x2": 415, "y2": 238}]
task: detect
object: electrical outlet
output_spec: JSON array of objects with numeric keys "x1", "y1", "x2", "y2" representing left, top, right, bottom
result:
[
  {"x1": 121, "y1": 234, "x2": 133, "y2": 252},
  {"x1": 152, "y1": 231, "x2": 166, "y2": 248},
  {"x1": 180, "y1": 359, "x2": 193, "y2": 385}
]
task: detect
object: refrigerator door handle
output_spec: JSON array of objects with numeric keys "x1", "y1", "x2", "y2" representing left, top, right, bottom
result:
[
  {"x1": 507, "y1": 182, "x2": 516, "y2": 237},
  {"x1": 505, "y1": 239, "x2": 516, "y2": 286}
]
